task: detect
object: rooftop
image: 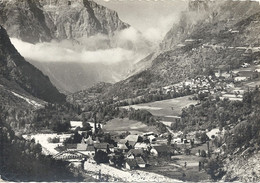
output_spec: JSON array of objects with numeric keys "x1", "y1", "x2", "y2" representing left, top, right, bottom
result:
[
  {"x1": 94, "y1": 143, "x2": 108, "y2": 149},
  {"x1": 125, "y1": 135, "x2": 139, "y2": 142},
  {"x1": 153, "y1": 145, "x2": 170, "y2": 153},
  {"x1": 125, "y1": 159, "x2": 138, "y2": 168},
  {"x1": 86, "y1": 145, "x2": 95, "y2": 152},
  {"x1": 128, "y1": 149, "x2": 144, "y2": 156},
  {"x1": 135, "y1": 157, "x2": 146, "y2": 165},
  {"x1": 77, "y1": 143, "x2": 88, "y2": 151}
]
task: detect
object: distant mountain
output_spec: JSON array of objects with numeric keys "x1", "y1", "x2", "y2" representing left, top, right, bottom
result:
[
  {"x1": 101, "y1": 0, "x2": 260, "y2": 100},
  {"x1": 0, "y1": 25, "x2": 66, "y2": 103},
  {"x1": 0, "y1": 0, "x2": 129, "y2": 43}
]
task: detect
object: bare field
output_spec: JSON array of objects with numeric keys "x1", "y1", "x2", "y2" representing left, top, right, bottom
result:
[
  {"x1": 103, "y1": 118, "x2": 159, "y2": 135},
  {"x1": 122, "y1": 95, "x2": 198, "y2": 117}
]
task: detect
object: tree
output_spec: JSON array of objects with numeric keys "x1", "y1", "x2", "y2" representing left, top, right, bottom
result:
[
  {"x1": 82, "y1": 122, "x2": 92, "y2": 131},
  {"x1": 167, "y1": 134, "x2": 172, "y2": 145},
  {"x1": 205, "y1": 158, "x2": 225, "y2": 180},
  {"x1": 200, "y1": 132, "x2": 209, "y2": 143},
  {"x1": 201, "y1": 150, "x2": 207, "y2": 157},
  {"x1": 94, "y1": 151, "x2": 109, "y2": 164}
]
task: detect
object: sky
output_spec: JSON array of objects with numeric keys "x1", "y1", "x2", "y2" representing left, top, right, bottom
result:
[{"x1": 94, "y1": 0, "x2": 187, "y2": 43}]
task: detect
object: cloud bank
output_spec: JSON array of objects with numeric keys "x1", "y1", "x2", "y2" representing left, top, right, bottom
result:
[{"x1": 11, "y1": 27, "x2": 153, "y2": 65}]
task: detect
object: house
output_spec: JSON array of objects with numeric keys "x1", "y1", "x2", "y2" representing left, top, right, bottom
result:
[
  {"x1": 150, "y1": 145, "x2": 171, "y2": 157},
  {"x1": 118, "y1": 139, "x2": 128, "y2": 144},
  {"x1": 234, "y1": 76, "x2": 248, "y2": 82},
  {"x1": 77, "y1": 143, "x2": 88, "y2": 151},
  {"x1": 127, "y1": 149, "x2": 144, "y2": 159},
  {"x1": 117, "y1": 143, "x2": 128, "y2": 153},
  {"x1": 125, "y1": 159, "x2": 138, "y2": 170},
  {"x1": 59, "y1": 134, "x2": 72, "y2": 143},
  {"x1": 125, "y1": 134, "x2": 140, "y2": 148},
  {"x1": 109, "y1": 144, "x2": 115, "y2": 153},
  {"x1": 135, "y1": 157, "x2": 147, "y2": 168},
  {"x1": 173, "y1": 138, "x2": 183, "y2": 144},
  {"x1": 148, "y1": 135, "x2": 156, "y2": 142},
  {"x1": 76, "y1": 143, "x2": 95, "y2": 157},
  {"x1": 134, "y1": 142, "x2": 150, "y2": 151},
  {"x1": 66, "y1": 144, "x2": 77, "y2": 151},
  {"x1": 84, "y1": 136, "x2": 94, "y2": 145},
  {"x1": 125, "y1": 135, "x2": 139, "y2": 143},
  {"x1": 53, "y1": 150, "x2": 87, "y2": 162},
  {"x1": 70, "y1": 121, "x2": 83, "y2": 131},
  {"x1": 143, "y1": 132, "x2": 155, "y2": 137},
  {"x1": 85, "y1": 145, "x2": 95, "y2": 157},
  {"x1": 94, "y1": 143, "x2": 108, "y2": 153}
]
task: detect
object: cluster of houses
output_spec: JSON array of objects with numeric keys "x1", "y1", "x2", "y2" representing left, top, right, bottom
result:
[
  {"x1": 160, "y1": 63, "x2": 260, "y2": 101},
  {"x1": 52, "y1": 121, "x2": 198, "y2": 170}
]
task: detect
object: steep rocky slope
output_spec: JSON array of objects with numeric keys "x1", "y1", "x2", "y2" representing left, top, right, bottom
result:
[
  {"x1": 29, "y1": 59, "x2": 130, "y2": 93},
  {"x1": 0, "y1": 25, "x2": 65, "y2": 103},
  {"x1": 0, "y1": 0, "x2": 129, "y2": 43}
]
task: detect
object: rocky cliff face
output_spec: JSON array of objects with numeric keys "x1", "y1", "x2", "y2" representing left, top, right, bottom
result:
[
  {"x1": 0, "y1": 0, "x2": 129, "y2": 43},
  {"x1": 0, "y1": 25, "x2": 65, "y2": 103}
]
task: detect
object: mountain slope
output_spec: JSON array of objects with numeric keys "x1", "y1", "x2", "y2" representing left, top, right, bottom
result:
[
  {"x1": 0, "y1": 0, "x2": 129, "y2": 43},
  {"x1": 101, "y1": 0, "x2": 260, "y2": 100},
  {"x1": 0, "y1": 25, "x2": 65, "y2": 103},
  {"x1": 29, "y1": 60, "x2": 131, "y2": 93}
]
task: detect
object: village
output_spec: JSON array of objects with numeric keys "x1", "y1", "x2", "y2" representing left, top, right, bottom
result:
[
  {"x1": 160, "y1": 60, "x2": 260, "y2": 102},
  {"x1": 22, "y1": 116, "x2": 224, "y2": 182}
]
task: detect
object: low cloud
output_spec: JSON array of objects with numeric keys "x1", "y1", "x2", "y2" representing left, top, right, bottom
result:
[
  {"x1": 142, "y1": 12, "x2": 182, "y2": 43},
  {"x1": 11, "y1": 27, "x2": 153, "y2": 65}
]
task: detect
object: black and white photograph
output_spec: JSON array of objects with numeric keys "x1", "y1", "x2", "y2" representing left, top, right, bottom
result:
[{"x1": 0, "y1": 0, "x2": 260, "y2": 182}]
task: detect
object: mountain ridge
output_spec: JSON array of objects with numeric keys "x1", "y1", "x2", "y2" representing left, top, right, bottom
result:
[{"x1": 0, "y1": 0, "x2": 130, "y2": 43}]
